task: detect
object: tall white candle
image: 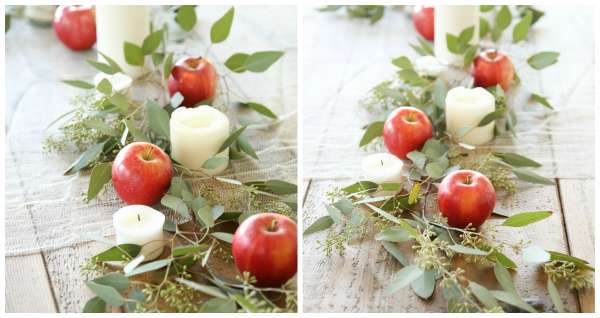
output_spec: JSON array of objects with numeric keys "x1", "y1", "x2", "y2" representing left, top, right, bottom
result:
[
  {"x1": 434, "y1": 6, "x2": 479, "y2": 65},
  {"x1": 95, "y1": 5, "x2": 150, "y2": 78},
  {"x1": 113, "y1": 205, "x2": 165, "y2": 261},
  {"x1": 170, "y1": 106, "x2": 230, "y2": 175},
  {"x1": 361, "y1": 153, "x2": 406, "y2": 184},
  {"x1": 445, "y1": 87, "x2": 495, "y2": 145}
]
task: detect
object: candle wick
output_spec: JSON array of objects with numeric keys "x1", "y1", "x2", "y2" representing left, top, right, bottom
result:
[{"x1": 137, "y1": 214, "x2": 140, "y2": 222}]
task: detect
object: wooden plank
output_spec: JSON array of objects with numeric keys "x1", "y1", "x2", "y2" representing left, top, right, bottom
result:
[
  {"x1": 558, "y1": 179, "x2": 595, "y2": 313},
  {"x1": 303, "y1": 179, "x2": 578, "y2": 312},
  {"x1": 6, "y1": 255, "x2": 57, "y2": 312}
]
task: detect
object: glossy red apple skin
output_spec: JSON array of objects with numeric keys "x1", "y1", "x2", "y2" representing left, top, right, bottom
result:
[
  {"x1": 232, "y1": 213, "x2": 297, "y2": 287},
  {"x1": 112, "y1": 142, "x2": 173, "y2": 205},
  {"x1": 413, "y1": 6, "x2": 434, "y2": 41},
  {"x1": 472, "y1": 49, "x2": 515, "y2": 91},
  {"x1": 53, "y1": 5, "x2": 96, "y2": 51},
  {"x1": 437, "y1": 170, "x2": 496, "y2": 228},
  {"x1": 168, "y1": 57, "x2": 218, "y2": 107},
  {"x1": 383, "y1": 106, "x2": 433, "y2": 160}
]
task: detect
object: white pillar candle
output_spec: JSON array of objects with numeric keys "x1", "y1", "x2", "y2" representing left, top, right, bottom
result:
[
  {"x1": 445, "y1": 87, "x2": 495, "y2": 145},
  {"x1": 113, "y1": 205, "x2": 165, "y2": 261},
  {"x1": 95, "y1": 5, "x2": 150, "y2": 78},
  {"x1": 170, "y1": 106, "x2": 230, "y2": 175},
  {"x1": 361, "y1": 153, "x2": 406, "y2": 184},
  {"x1": 434, "y1": 6, "x2": 479, "y2": 65}
]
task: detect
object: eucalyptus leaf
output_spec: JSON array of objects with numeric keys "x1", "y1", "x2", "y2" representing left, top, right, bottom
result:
[
  {"x1": 110, "y1": 93, "x2": 129, "y2": 113},
  {"x1": 202, "y1": 157, "x2": 228, "y2": 169},
  {"x1": 96, "y1": 78, "x2": 112, "y2": 95},
  {"x1": 513, "y1": 10, "x2": 532, "y2": 43},
  {"x1": 125, "y1": 119, "x2": 148, "y2": 142},
  {"x1": 211, "y1": 7, "x2": 234, "y2": 43},
  {"x1": 342, "y1": 181, "x2": 378, "y2": 194},
  {"x1": 83, "y1": 297, "x2": 106, "y2": 313},
  {"x1": 62, "y1": 79, "x2": 95, "y2": 89},
  {"x1": 432, "y1": 79, "x2": 447, "y2": 109},
  {"x1": 501, "y1": 211, "x2": 552, "y2": 227},
  {"x1": 449, "y1": 244, "x2": 489, "y2": 256},
  {"x1": 175, "y1": 5, "x2": 197, "y2": 31},
  {"x1": 200, "y1": 298, "x2": 237, "y2": 313},
  {"x1": 125, "y1": 258, "x2": 171, "y2": 277},
  {"x1": 64, "y1": 141, "x2": 106, "y2": 175},
  {"x1": 98, "y1": 51, "x2": 123, "y2": 73},
  {"x1": 163, "y1": 52, "x2": 174, "y2": 80},
  {"x1": 478, "y1": 108, "x2": 505, "y2": 126},
  {"x1": 245, "y1": 51, "x2": 284, "y2": 73},
  {"x1": 161, "y1": 194, "x2": 190, "y2": 218},
  {"x1": 398, "y1": 69, "x2": 427, "y2": 86},
  {"x1": 85, "y1": 281, "x2": 125, "y2": 306},
  {"x1": 548, "y1": 251, "x2": 594, "y2": 270},
  {"x1": 365, "y1": 203, "x2": 401, "y2": 225},
  {"x1": 493, "y1": 261, "x2": 517, "y2": 295},
  {"x1": 304, "y1": 215, "x2": 334, "y2": 235},
  {"x1": 212, "y1": 232, "x2": 234, "y2": 243},
  {"x1": 375, "y1": 227, "x2": 411, "y2": 242},
  {"x1": 531, "y1": 93, "x2": 553, "y2": 110},
  {"x1": 87, "y1": 162, "x2": 112, "y2": 201},
  {"x1": 547, "y1": 278, "x2": 565, "y2": 313},
  {"x1": 382, "y1": 241, "x2": 409, "y2": 266},
  {"x1": 326, "y1": 205, "x2": 343, "y2": 224},
  {"x1": 512, "y1": 168, "x2": 554, "y2": 185},
  {"x1": 407, "y1": 151, "x2": 427, "y2": 170},
  {"x1": 469, "y1": 281, "x2": 499, "y2": 309},
  {"x1": 123, "y1": 42, "x2": 144, "y2": 66},
  {"x1": 237, "y1": 134, "x2": 259, "y2": 159},
  {"x1": 225, "y1": 53, "x2": 249, "y2": 72},
  {"x1": 411, "y1": 270, "x2": 435, "y2": 299},
  {"x1": 92, "y1": 244, "x2": 141, "y2": 262},
  {"x1": 492, "y1": 152, "x2": 541, "y2": 167},
  {"x1": 247, "y1": 102, "x2": 277, "y2": 119},
  {"x1": 332, "y1": 198, "x2": 353, "y2": 214},
  {"x1": 386, "y1": 265, "x2": 424, "y2": 294},
  {"x1": 359, "y1": 121, "x2": 384, "y2": 147},
  {"x1": 175, "y1": 277, "x2": 227, "y2": 299},
  {"x1": 422, "y1": 139, "x2": 448, "y2": 159},
  {"x1": 145, "y1": 100, "x2": 170, "y2": 139},
  {"x1": 264, "y1": 180, "x2": 297, "y2": 195},
  {"x1": 527, "y1": 51, "x2": 560, "y2": 70},
  {"x1": 142, "y1": 29, "x2": 163, "y2": 55},
  {"x1": 93, "y1": 273, "x2": 129, "y2": 292},
  {"x1": 218, "y1": 126, "x2": 246, "y2": 152},
  {"x1": 490, "y1": 251, "x2": 517, "y2": 269},
  {"x1": 195, "y1": 205, "x2": 214, "y2": 227},
  {"x1": 87, "y1": 60, "x2": 118, "y2": 75},
  {"x1": 491, "y1": 290, "x2": 537, "y2": 313}
]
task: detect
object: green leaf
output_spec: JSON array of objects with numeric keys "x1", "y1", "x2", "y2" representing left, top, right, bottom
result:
[
  {"x1": 232, "y1": 293, "x2": 259, "y2": 313},
  {"x1": 522, "y1": 245, "x2": 551, "y2": 263},
  {"x1": 446, "y1": 33, "x2": 460, "y2": 54},
  {"x1": 375, "y1": 227, "x2": 411, "y2": 242},
  {"x1": 527, "y1": 51, "x2": 560, "y2": 70},
  {"x1": 332, "y1": 198, "x2": 354, "y2": 214},
  {"x1": 480, "y1": 5, "x2": 495, "y2": 12},
  {"x1": 200, "y1": 298, "x2": 237, "y2": 313},
  {"x1": 411, "y1": 270, "x2": 435, "y2": 299},
  {"x1": 326, "y1": 205, "x2": 343, "y2": 224},
  {"x1": 512, "y1": 10, "x2": 532, "y2": 43},
  {"x1": 501, "y1": 211, "x2": 552, "y2": 227},
  {"x1": 163, "y1": 52, "x2": 174, "y2": 80},
  {"x1": 126, "y1": 258, "x2": 171, "y2": 277},
  {"x1": 86, "y1": 281, "x2": 125, "y2": 306},
  {"x1": 83, "y1": 118, "x2": 120, "y2": 136},
  {"x1": 211, "y1": 232, "x2": 233, "y2": 243},
  {"x1": 479, "y1": 17, "x2": 490, "y2": 38},
  {"x1": 224, "y1": 53, "x2": 249, "y2": 73},
  {"x1": 417, "y1": 37, "x2": 434, "y2": 55},
  {"x1": 202, "y1": 157, "x2": 228, "y2": 169},
  {"x1": 391, "y1": 56, "x2": 412, "y2": 69},
  {"x1": 458, "y1": 26, "x2": 475, "y2": 45},
  {"x1": 382, "y1": 241, "x2": 409, "y2": 266},
  {"x1": 512, "y1": 168, "x2": 555, "y2": 185},
  {"x1": 422, "y1": 139, "x2": 448, "y2": 159},
  {"x1": 237, "y1": 134, "x2": 258, "y2": 159},
  {"x1": 175, "y1": 5, "x2": 197, "y2": 32},
  {"x1": 195, "y1": 205, "x2": 214, "y2": 227},
  {"x1": 491, "y1": 290, "x2": 537, "y2": 313},
  {"x1": 247, "y1": 102, "x2": 277, "y2": 119},
  {"x1": 547, "y1": 278, "x2": 565, "y2": 313},
  {"x1": 126, "y1": 289, "x2": 147, "y2": 312},
  {"x1": 145, "y1": 100, "x2": 170, "y2": 139},
  {"x1": 211, "y1": 7, "x2": 234, "y2": 43},
  {"x1": 469, "y1": 281, "x2": 499, "y2": 309},
  {"x1": 264, "y1": 180, "x2": 297, "y2": 195},
  {"x1": 87, "y1": 162, "x2": 112, "y2": 201},
  {"x1": 398, "y1": 69, "x2": 427, "y2": 86},
  {"x1": 92, "y1": 244, "x2": 141, "y2": 262},
  {"x1": 386, "y1": 265, "x2": 424, "y2": 294},
  {"x1": 245, "y1": 51, "x2": 284, "y2": 73},
  {"x1": 83, "y1": 297, "x2": 106, "y2": 313},
  {"x1": 191, "y1": 196, "x2": 208, "y2": 212},
  {"x1": 64, "y1": 142, "x2": 106, "y2": 175},
  {"x1": 359, "y1": 121, "x2": 384, "y2": 147},
  {"x1": 124, "y1": 119, "x2": 149, "y2": 142},
  {"x1": 212, "y1": 205, "x2": 225, "y2": 220},
  {"x1": 123, "y1": 42, "x2": 144, "y2": 66},
  {"x1": 93, "y1": 273, "x2": 129, "y2": 292},
  {"x1": 495, "y1": 5, "x2": 512, "y2": 32},
  {"x1": 548, "y1": 251, "x2": 594, "y2": 270},
  {"x1": 218, "y1": 126, "x2": 246, "y2": 152},
  {"x1": 342, "y1": 181, "x2": 378, "y2": 194},
  {"x1": 407, "y1": 151, "x2": 427, "y2": 170},
  {"x1": 489, "y1": 251, "x2": 517, "y2": 269},
  {"x1": 492, "y1": 152, "x2": 541, "y2": 167},
  {"x1": 531, "y1": 93, "x2": 553, "y2": 110},
  {"x1": 142, "y1": 29, "x2": 163, "y2": 55},
  {"x1": 463, "y1": 45, "x2": 477, "y2": 68},
  {"x1": 432, "y1": 79, "x2": 447, "y2": 109},
  {"x1": 449, "y1": 244, "x2": 489, "y2": 256},
  {"x1": 98, "y1": 51, "x2": 123, "y2": 73},
  {"x1": 303, "y1": 215, "x2": 334, "y2": 235},
  {"x1": 87, "y1": 60, "x2": 118, "y2": 75},
  {"x1": 110, "y1": 93, "x2": 129, "y2": 113},
  {"x1": 152, "y1": 52, "x2": 165, "y2": 66},
  {"x1": 365, "y1": 203, "x2": 402, "y2": 225},
  {"x1": 493, "y1": 261, "x2": 517, "y2": 295},
  {"x1": 62, "y1": 79, "x2": 95, "y2": 89},
  {"x1": 161, "y1": 194, "x2": 190, "y2": 218},
  {"x1": 172, "y1": 245, "x2": 205, "y2": 257},
  {"x1": 96, "y1": 78, "x2": 112, "y2": 95},
  {"x1": 425, "y1": 161, "x2": 446, "y2": 179},
  {"x1": 408, "y1": 182, "x2": 420, "y2": 204},
  {"x1": 478, "y1": 108, "x2": 505, "y2": 126}
]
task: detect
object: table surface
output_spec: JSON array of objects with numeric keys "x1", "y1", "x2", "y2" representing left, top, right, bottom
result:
[
  {"x1": 301, "y1": 6, "x2": 595, "y2": 313},
  {"x1": 5, "y1": 6, "x2": 297, "y2": 312}
]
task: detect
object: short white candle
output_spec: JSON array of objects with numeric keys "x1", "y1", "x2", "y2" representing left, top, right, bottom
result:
[
  {"x1": 113, "y1": 205, "x2": 165, "y2": 261},
  {"x1": 170, "y1": 106, "x2": 230, "y2": 175},
  {"x1": 445, "y1": 86, "x2": 496, "y2": 145},
  {"x1": 434, "y1": 6, "x2": 479, "y2": 65},
  {"x1": 95, "y1": 6, "x2": 150, "y2": 78},
  {"x1": 361, "y1": 153, "x2": 406, "y2": 185}
]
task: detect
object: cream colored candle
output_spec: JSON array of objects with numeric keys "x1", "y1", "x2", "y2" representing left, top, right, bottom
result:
[
  {"x1": 434, "y1": 6, "x2": 479, "y2": 65},
  {"x1": 361, "y1": 153, "x2": 406, "y2": 184},
  {"x1": 170, "y1": 106, "x2": 230, "y2": 175},
  {"x1": 95, "y1": 5, "x2": 150, "y2": 78},
  {"x1": 445, "y1": 87, "x2": 495, "y2": 145},
  {"x1": 113, "y1": 205, "x2": 165, "y2": 261}
]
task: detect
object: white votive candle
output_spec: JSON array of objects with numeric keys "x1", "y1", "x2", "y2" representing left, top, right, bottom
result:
[
  {"x1": 170, "y1": 106, "x2": 230, "y2": 175},
  {"x1": 445, "y1": 87, "x2": 496, "y2": 145},
  {"x1": 361, "y1": 153, "x2": 406, "y2": 184},
  {"x1": 434, "y1": 6, "x2": 479, "y2": 65},
  {"x1": 113, "y1": 205, "x2": 165, "y2": 261},
  {"x1": 95, "y1": 6, "x2": 150, "y2": 78}
]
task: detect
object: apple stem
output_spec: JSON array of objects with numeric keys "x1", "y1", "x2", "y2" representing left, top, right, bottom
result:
[
  {"x1": 465, "y1": 175, "x2": 473, "y2": 185},
  {"x1": 142, "y1": 147, "x2": 154, "y2": 161},
  {"x1": 268, "y1": 219, "x2": 279, "y2": 232}
]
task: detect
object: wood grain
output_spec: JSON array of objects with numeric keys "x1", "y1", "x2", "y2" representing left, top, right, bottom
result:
[{"x1": 5, "y1": 254, "x2": 58, "y2": 313}]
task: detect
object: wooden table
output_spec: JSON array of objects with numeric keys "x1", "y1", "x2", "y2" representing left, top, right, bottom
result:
[
  {"x1": 5, "y1": 6, "x2": 297, "y2": 312},
  {"x1": 301, "y1": 6, "x2": 595, "y2": 313}
]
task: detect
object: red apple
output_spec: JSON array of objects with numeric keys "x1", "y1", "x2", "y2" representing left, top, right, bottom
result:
[
  {"x1": 112, "y1": 142, "x2": 173, "y2": 205},
  {"x1": 168, "y1": 57, "x2": 218, "y2": 107},
  {"x1": 53, "y1": 5, "x2": 96, "y2": 51},
  {"x1": 471, "y1": 49, "x2": 515, "y2": 91},
  {"x1": 383, "y1": 106, "x2": 433, "y2": 160},
  {"x1": 232, "y1": 213, "x2": 297, "y2": 287},
  {"x1": 437, "y1": 170, "x2": 496, "y2": 228},
  {"x1": 413, "y1": 6, "x2": 434, "y2": 41}
]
